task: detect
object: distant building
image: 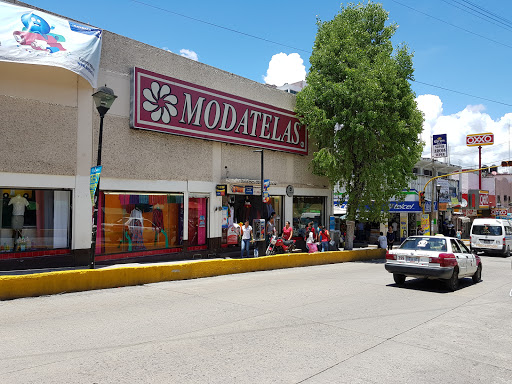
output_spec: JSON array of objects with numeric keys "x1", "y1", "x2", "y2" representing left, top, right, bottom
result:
[{"x1": 277, "y1": 81, "x2": 307, "y2": 95}]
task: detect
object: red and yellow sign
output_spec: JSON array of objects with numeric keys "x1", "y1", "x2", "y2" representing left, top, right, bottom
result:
[{"x1": 466, "y1": 133, "x2": 494, "y2": 147}]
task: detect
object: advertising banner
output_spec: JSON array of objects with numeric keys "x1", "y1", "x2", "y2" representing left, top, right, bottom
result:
[
  {"x1": 0, "y1": 2, "x2": 102, "y2": 87},
  {"x1": 221, "y1": 206, "x2": 228, "y2": 228},
  {"x1": 89, "y1": 166, "x2": 102, "y2": 205},
  {"x1": 263, "y1": 179, "x2": 270, "y2": 203},
  {"x1": 400, "y1": 212, "x2": 408, "y2": 240},
  {"x1": 421, "y1": 214, "x2": 430, "y2": 236},
  {"x1": 432, "y1": 134, "x2": 447, "y2": 158},
  {"x1": 131, "y1": 67, "x2": 307, "y2": 155}
]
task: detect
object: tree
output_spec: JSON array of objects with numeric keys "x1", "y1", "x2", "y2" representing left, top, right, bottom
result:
[{"x1": 296, "y1": 2, "x2": 424, "y2": 250}]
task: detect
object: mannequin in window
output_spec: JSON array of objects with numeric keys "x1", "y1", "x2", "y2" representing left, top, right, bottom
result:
[
  {"x1": 9, "y1": 194, "x2": 29, "y2": 245},
  {"x1": 243, "y1": 196, "x2": 252, "y2": 223}
]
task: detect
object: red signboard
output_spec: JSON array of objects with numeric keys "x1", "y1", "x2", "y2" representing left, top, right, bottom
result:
[
  {"x1": 466, "y1": 132, "x2": 494, "y2": 147},
  {"x1": 479, "y1": 191, "x2": 489, "y2": 208},
  {"x1": 130, "y1": 67, "x2": 308, "y2": 155}
]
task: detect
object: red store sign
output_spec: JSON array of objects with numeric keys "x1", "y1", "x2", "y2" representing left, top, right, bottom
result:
[
  {"x1": 130, "y1": 67, "x2": 307, "y2": 155},
  {"x1": 466, "y1": 132, "x2": 494, "y2": 147}
]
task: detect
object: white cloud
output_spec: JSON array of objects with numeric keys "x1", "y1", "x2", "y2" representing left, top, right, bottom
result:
[
  {"x1": 180, "y1": 49, "x2": 198, "y2": 61},
  {"x1": 263, "y1": 52, "x2": 306, "y2": 86},
  {"x1": 415, "y1": 95, "x2": 512, "y2": 168},
  {"x1": 162, "y1": 47, "x2": 172, "y2": 53}
]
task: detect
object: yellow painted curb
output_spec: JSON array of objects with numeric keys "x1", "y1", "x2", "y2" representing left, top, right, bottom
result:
[{"x1": 0, "y1": 248, "x2": 385, "y2": 300}]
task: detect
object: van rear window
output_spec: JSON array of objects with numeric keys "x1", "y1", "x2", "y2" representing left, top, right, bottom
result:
[{"x1": 472, "y1": 225, "x2": 502, "y2": 236}]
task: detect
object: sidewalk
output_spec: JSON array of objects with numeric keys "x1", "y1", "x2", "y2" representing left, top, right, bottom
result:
[{"x1": 0, "y1": 248, "x2": 385, "y2": 300}]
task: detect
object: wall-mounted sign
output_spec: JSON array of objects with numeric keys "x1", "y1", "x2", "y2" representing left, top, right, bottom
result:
[
  {"x1": 432, "y1": 134, "x2": 447, "y2": 158},
  {"x1": 465, "y1": 209, "x2": 477, "y2": 216},
  {"x1": 466, "y1": 132, "x2": 494, "y2": 147},
  {"x1": 216, "y1": 184, "x2": 226, "y2": 196},
  {"x1": 228, "y1": 184, "x2": 261, "y2": 195},
  {"x1": 479, "y1": 191, "x2": 489, "y2": 209},
  {"x1": 491, "y1": 208, "x2": 507, "y2": 216},
  {"x1": 130, "y1": 67, "x2": 308, "y2": 155}
]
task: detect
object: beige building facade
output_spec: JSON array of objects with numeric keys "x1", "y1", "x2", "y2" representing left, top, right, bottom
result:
[{"x1": 0, "y1": 2, "x2": 331, "y2": 268}]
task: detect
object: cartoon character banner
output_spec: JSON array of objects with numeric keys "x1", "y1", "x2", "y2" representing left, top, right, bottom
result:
[{"x1": 0, "y1": 2, "x2": 102, "y2": 87}]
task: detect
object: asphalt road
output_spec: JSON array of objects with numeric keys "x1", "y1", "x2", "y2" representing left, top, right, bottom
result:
[{"x1": 1, "y1": 255, "x2": 511, "y2": 383}]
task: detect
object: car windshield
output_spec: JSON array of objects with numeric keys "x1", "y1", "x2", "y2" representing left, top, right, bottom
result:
[
  {"x1": 472, "y1": 225, "x2": 502, "y2": 236},
  {"x1": 399, "y1": 237, "x2": 447, "y2": 252}
]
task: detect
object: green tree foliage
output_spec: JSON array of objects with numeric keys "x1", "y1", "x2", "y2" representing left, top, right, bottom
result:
[{"x1": 296, "y1": 2, "x2": 424, "y2": 230}]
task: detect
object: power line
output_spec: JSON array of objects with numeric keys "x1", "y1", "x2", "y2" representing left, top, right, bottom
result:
[
  {"x1": 130, "y1": 0, "x2": 312, "y2": 54},
  {"x1": 413, "y1": 80, "x2": 512, "y2": 107},
  {"x1": 440, "y1": 0, "x2": 512, "y2": 32},
  {"x1": 131, "y1": 0, "x2": 512, "y2": 108},
  {"x1": 459, "y1": 0, "x2": 512, "y2": 27},
  {"x1": 389, "y1": 0, "x2": 512, "y2": 50}
]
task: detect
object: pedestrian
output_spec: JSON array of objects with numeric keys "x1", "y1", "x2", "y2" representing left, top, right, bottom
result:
[
  {"x1": 378, "y1": 231, "x2": 387, "y2": 249},
  {"x1": 282, "y1": 221, "x2": 293, "y2": 241},
  {"x1": 417, "y1": 225, "x2": 424, "y2": 235},
  {"x1": 240, "y1": 220, "x2": 253, "y2": 258},
  {"x1": 306, "y1": 228, "x2": 316, "y2": 252},
  {"x1": 304, "y1": 221, "x2": 316, "y2": 242},
  {"x1": 391, "y1": 220, "x2": 398, "y2": 241},
  {"x1": 387, "y1": 225, "x2": 395, "y2": 251},
  {"x1": 266, "y1": 215, "x2": 276, "y2": 247},
  {"x1": 456, "y1": 229, "x2": 462, "y2": 240},
  {"x1": 318, "y1": 225, "x2": 331, "y2": 252}
]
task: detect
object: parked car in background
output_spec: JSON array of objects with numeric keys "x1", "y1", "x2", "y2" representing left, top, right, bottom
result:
[
  {"x1": 385, "y1": 235, "x2": 482, "y2": 291},
  {"x1": 470, "y1": 218, "x2": 512, "y2": 257}
]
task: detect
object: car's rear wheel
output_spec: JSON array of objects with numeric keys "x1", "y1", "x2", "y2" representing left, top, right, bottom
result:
[
  {"x1": 393, "y1": 273, "x2": 406, "y2": 286},
  {"x1": 446, "y1": 268, "x2": 459, "y2": 291},
  {"x1": 472, "y1": 264, "x2": 482, "y2": 283}
]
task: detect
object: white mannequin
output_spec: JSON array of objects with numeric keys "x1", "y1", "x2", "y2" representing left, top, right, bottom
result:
[{"x1": 9, "y1": 194, "x2": 29, "y2": 216}]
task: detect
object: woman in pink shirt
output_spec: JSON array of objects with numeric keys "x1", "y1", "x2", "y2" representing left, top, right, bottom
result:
[{"x1": 282, "y1": 221, "x2": 293, "y2": 240}]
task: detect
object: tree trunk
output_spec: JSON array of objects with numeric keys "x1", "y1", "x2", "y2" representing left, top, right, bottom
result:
[{"x1": 345, "y1": 220, "x2": 355, "y2": 250}]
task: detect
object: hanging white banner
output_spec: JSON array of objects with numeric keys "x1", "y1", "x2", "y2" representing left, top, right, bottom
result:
[{"x1": 0, "y1": 2, "x2": 102, "y2": 87}]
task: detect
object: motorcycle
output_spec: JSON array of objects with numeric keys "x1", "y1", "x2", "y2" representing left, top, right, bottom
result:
[{"x1": 266, "y1": 235, "x2": 296, "y2": 255}]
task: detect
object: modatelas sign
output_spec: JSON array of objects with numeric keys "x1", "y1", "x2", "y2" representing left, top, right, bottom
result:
[{"x1": 130, "y1": 67, "x2": 307, "y2": 155}]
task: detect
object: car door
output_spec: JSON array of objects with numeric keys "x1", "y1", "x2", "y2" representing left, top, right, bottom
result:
[
  {"x1": 457, "y1": 239, "x2": 476, "y2": 275},
  {"x1": 450, "y1": 239, "x2": 467, "y2": 276}
]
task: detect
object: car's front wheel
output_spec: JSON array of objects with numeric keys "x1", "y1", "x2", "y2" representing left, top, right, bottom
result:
[
  {"x1": 446, "y1": 268, "x2": 459, "y2": 291},
  {"x1": 393, "y1": 273, "x2": 406, "y2": 286},
  {"x1": 472, "y1": 264, "x2": 482, "y2": 283}
]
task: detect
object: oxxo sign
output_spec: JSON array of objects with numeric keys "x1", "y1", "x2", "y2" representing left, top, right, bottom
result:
[
  {"x1": 479, "y1": 192, "x2": 489, "y2": 208},
  {"x1": 130, "y1": 67, "x2": 307, "y2": 155},
  {"x1": 466, "y1": 133, "x2": 494, "y2": 147}
]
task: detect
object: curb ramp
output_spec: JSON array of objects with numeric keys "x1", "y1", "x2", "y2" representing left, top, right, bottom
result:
[{"x1": 0, "y1": 248, "x2": 385, "y2": 300}]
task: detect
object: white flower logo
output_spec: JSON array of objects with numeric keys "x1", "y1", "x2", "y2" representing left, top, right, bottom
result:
[{"x1": 142, "y1": 81, "x2": 178, "y2": 123}]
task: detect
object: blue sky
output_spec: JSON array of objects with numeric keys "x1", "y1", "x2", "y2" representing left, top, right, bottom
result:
[{"x1": 20, "y1": 0, "x2": 512, "y2": 167}]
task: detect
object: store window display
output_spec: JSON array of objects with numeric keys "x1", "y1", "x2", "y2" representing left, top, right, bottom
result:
[
  {"x1": 0, "y1": 189, "x2": 71, "y2": 253},
  {"x1": 188, "y1": 197, "x2": 207, "y2": 247},
  {"x1": 98, "y1": 192, "x2": 184, "y2": 255},
  {"x1": 293, "y1": 196, "x2": 325, "y2": 236}
]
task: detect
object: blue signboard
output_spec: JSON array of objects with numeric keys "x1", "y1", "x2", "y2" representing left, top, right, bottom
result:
[
  {"x1": 389, "y1": 201, "x2": 438, "y2": 212},
  {"x1": 432, "y1": 134, "x2": 447, "y2": 158}
]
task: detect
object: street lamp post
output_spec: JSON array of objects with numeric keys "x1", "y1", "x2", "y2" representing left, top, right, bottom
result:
[
  {"x1": 89, "y1": 86, "x2": 117, "y2": 269},
  {"x1": 436, "y1": 184, "x2": 442, "y2": 235},
  {"x1": 253, "y1": 149, "x2": 265, "y2": 256}
]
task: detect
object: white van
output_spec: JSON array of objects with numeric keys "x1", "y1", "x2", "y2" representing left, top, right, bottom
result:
[{"x1": 470, "y1": 218, "x2": 512, "y2": 256}]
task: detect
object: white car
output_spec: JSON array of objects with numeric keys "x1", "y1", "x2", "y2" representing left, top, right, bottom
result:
[
  {"x1": 385, "y1": 236, "x2": 482, "y2": 291},
  {"x1": 470, "y1": 218, "x2": 512, "y2": 257}
]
